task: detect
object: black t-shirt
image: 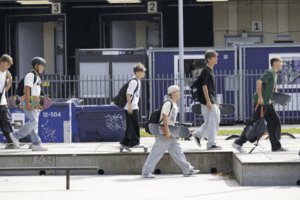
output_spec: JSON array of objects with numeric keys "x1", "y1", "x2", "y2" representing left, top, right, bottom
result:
[{"x1": 197, "y1": 66, "x2": 217, "y2": 105}]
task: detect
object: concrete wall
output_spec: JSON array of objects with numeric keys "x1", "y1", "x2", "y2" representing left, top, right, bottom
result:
[{"x1": 213, "y1": 0, "x2": 300, "y2": 47}]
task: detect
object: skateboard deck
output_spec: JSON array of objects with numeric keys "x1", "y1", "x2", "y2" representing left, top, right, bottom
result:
[
  {"x1": 112, "y1": 144, "x2": 151, "y2": 153},
  {"x1": 8, "y1": 96, "x2": 52, "y2": 109},
  {"x1": 192, "y1": 103, "x2": 235, "y2": 116},
  {"x1": 271, "y1": 92, "x2": 291, "y2": 106},
  {"x1": 148, "y1": 124, "x2": 190, "y2": 138}
]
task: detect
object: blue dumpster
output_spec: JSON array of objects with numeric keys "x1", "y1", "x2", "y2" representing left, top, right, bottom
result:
[
  {"x1": 39, "y1": 98, "x2": 79, "y2": 143},
  {"x1": 75, "y1": 105, "x2": 126, "y2": 142}
]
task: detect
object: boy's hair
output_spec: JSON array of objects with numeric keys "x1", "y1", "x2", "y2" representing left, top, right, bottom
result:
[
  {"x1": 270, "y1": 57, "x2": 283, "y2": 67},
  {"x1": 0, "y1": 54, "x2": 13, "y2": 64},
  {"x1": 133, "y1": 63, "x2": 146, "y2": 74},
  {"x1": 205, "y1": 50, "x2": 218, "y2": 63}
]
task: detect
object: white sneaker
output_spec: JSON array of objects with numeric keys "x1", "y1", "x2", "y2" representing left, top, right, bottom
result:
[
  {"x1": 183, "y1": 169, "x2": 200, "y2": 177},
  {"x1": 232, "y1": 142, "x2": 246, "y2": 153},
  {"x1": 142, "y1": 173, "x2": 155, "y2": 178},
  {"x1": 32, "y1": 145, "x2": 48, "y2": 151},
  {"x1": 9, "y1": 133, "x2": 20, "y2": 148}
]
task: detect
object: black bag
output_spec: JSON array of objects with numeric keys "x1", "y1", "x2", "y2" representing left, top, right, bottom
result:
[
  {"x1": 243, "y1": 105, "x2": 267, "y2": 153},
  {"x1": 145, "y1": 100, "x2": 173, "y2": 134},
  {"x1": 190, "y1": 76, "x2": 202, "y2": 102},
  {"x1": 113, "y1": 78, "x2": 138, "y2": 108},
  {"x1": 15, "y1": 71, "x2": 44, "y2": 96}
]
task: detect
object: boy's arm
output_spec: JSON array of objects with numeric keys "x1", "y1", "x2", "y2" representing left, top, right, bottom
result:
[
  {"x1": 162, "y1": 114, "x2": 172, "y2": 138},
  {"x1": 24, "y1": 86, "x2": 32, "y2": 110},
  {"x1": 5, "y1": 71, "x2": 12, "y2": 91},
  {"x1": 203, "y1": 85, "x2": 212, "y2": 110}
]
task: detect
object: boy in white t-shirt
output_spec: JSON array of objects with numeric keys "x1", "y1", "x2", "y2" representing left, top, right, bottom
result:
[
  {"x1": 10, "y1": 57, "x2": 48, "y2": 151},
  {"x1": 142, "y1": 85, "x2": 200, "y2": 178}
]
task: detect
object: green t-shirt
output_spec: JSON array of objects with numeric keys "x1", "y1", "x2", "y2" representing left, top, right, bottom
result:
[{"x1": 253, "y1": 69, "x2": 277, "y2": 105}]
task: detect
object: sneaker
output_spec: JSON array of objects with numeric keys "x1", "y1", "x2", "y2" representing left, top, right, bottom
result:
[
  {"x1": 192, "y1": 134, "x2": 201, "y2": 147},
  {"x1": 142, "y1": 173, "x2": 155, "y2": 178},
  {"x1": 272, "y1": 147, "x2": 288, "y2": 152},
  {"x1": 5, "y1": 143, "x2": 19, "y2": 149},
  {"x1": 183, "y1": 169, "x2": 200, "y2": 177},
  {"x1": 207, "y1": 145, "x2": 223, "y2": 150},
  {"x1": 9, "y1": 133, "x2": 20, "y2": 148},
  {"x1": 32, "y1": 145, "x2": 48, "y2": 151},
  {"x1": 232, "y1": 142, "x2": 246, "y2": 153}
]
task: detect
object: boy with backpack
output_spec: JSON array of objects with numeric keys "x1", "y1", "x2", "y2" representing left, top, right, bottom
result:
[
  {"x1": 142, "y1": 85, "x2": 200, "y2": 178},
  {"x1": 9, "y1": 57, "x2": 48, "y2": 151},
  {"x1": 232, "y1": 57, "x2": 288, "y2": 153},
  {"x1": 119, "y1": 63, "x2": 146, "y2": 148}
]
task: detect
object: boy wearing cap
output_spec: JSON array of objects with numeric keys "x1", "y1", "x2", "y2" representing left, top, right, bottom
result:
[
  {"x1": 192, "y1": 50, "x2": 222, "y2": 150},
  {"x1": 142, "y1": 85, "x2": 200, "y2": 178},
  {"x1": 10, "y1": 57, "x2": 48, "y2": 151}
]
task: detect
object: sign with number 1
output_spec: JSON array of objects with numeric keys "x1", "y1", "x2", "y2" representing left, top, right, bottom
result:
[{"x1": 252, "y1": 21, "x2": 262, "y2": 32}]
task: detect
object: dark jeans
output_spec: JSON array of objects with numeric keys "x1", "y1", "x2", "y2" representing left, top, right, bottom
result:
[
  {"x1": 234, "y1": 104, "x2": 282, "y2": 151},
  {"x1": 0, "y1": 105, "x2": 31, "y2": 144},
  {"x1": 120, "y1": 109, "x2": 140, "y2": 147}
]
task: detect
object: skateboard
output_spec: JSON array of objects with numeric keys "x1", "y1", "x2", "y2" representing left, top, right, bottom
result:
[
  {"x1": 148, "y1": 123, "x2": 190, "y2": 138},
  {"x1": 192, "y1": 103, "x2": 235, "y2": 116},
  {"x1": 112, "y1": 144, "x2": 150, "y2": 152},
  {"x1": 8, "y1": 96, "x2": 52, "y2": 109},
  {"x1": 2, "y1": 143, "x2": 33, "y2": 149},
  {"x1": 271, "y1": 92, "x2": 291, "y2": 106}
]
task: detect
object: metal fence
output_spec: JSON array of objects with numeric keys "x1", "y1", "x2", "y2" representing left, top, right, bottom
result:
[{"x1": 5, "y1": 70, "x2": 300, "y2": 126}]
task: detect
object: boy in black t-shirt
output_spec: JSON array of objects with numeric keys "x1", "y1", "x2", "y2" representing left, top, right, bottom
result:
[{"x1": 192, "y1": 50, "x2": 222, "y2": 150}]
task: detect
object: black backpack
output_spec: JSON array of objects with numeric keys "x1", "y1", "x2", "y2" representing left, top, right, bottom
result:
[
  {"x1": 145, "y1": 100, "x2": 173, "y2": 134},
  {"x1": 15, "y1": 71, "x2": 43, "y2": 96},
  {"x1": 114, "y1": 78, "x2": 139, "y2": 108},
  {"x1": 190, "y1": 76, "x2": 202, "y2": 102}
]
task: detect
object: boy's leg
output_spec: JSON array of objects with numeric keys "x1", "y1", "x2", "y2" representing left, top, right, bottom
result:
[
  {"x1": 142, "y1": 136, "x2": 172, "y2": 175},
  {"x1": 128, "y1": 110, "x2": 140, "y2": 147},
  {"x1": 0, "y1": 105, "x2": 13, "y2": 143},
  {"x1": 264, "y1": 105, "x2": 282, "y2": 151},
  {"x1": 120, "y1": 111, "x2": 131, "y2": 146},
  {"x1": 167, "y1": 139, "x2": 192, "y2": 174},
  {"x1": 193, "y1": 104, "x2": 209, "y2": 138},
  {"x1": 205, "y1": 104, "x2": 220, "y2": 148},
  {"x1": 12, "y1": 109, "x2": 40, "y2": 141}
]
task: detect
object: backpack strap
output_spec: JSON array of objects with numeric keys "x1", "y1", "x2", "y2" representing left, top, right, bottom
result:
[
  {"x1": 128, "y1": 78, "x2": 139, "y2": 103},
  {"x1": 158, "y1": 100, "x2": 173, "y2": 124}
]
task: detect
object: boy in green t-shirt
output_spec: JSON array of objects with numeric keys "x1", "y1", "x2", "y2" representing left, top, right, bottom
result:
[{"x1": 232, "y1": 57, "x2": 288, "y2": 153}]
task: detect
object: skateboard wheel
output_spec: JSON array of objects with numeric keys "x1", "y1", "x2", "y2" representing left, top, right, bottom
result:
[
  {"x1": 120, "y1": 148, "x2": 123, "y2": 152},
  {"x1": 144, "y1": 148, "x2": 148, "y2": 152}
]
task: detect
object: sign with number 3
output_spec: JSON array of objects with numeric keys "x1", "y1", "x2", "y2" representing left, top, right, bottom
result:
[{"x1": 52, "y1": 3, "x2": 61, "y2": 14}]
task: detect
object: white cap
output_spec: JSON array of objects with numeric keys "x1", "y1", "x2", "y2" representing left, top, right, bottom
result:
[{"x1": 168, "y1": 85, "x2": 180, "y2": 96}]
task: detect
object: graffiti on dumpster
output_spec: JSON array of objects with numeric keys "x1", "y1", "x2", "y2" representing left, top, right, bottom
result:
[
  {"x1": 104, "y1": 114, "x2": 126, "y2": 131},
  {"x1": 41, "y1": 120, "x2": 57, "y2": 141}
]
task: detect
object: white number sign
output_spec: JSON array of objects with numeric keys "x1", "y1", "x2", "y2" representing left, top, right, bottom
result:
[
  {"x1": 52, "y1": 3, "x2": 61, "y2": 14},
  {"x1": 148, "y1": 1, "x2": 157, "y2": 13},
  {"x1": 252, "y1": 21, "x2": 262, "y2": 32}
]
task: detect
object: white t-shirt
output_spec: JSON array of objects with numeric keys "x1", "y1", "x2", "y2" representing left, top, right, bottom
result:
[
  {"x1": 24, "y1": 72, "x2": 42, "y2": 96},
  {"x1": 124, "y1": 76, "x2": 141, "y2": 111},
  {"x1": 0, "y1": 70, "x2": 7, "y2": 105},
  {"x1": 159, "y1": 100, "x2": 178, "y2": 126}
]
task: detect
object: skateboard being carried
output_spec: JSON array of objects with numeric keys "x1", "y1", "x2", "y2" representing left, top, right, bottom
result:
[
  {"x1": 112, "y1": 144, "x2": 151, "y2": 153},
  {"x1": 148, "y1": 123, "x2": 190, "y2": 138},
  {"x1": 271, "y1": 92, "x2": 291, "y2": 106},
  {"x1": 8, "y1": 95, "x2": 52, "y2": 109},
  {"x1": 191, "y1": 103, "x2": 235, "y2": 116}
]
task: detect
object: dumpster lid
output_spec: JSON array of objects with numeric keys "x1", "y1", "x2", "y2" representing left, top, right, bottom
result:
[{"x1": 75, "y1": 105, "x2": 123, "y2": 114}]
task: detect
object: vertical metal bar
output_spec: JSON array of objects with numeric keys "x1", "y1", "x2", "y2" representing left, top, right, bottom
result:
[
  {"x1": 66, "y1": 170, "x2": 70, "y2": 190},
  {"x1": 100, "y1": 75, "x2": 103, "y2": 105}
]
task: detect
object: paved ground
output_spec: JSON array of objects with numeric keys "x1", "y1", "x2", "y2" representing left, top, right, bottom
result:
[
  {"x1": 0, "y1": 124, "x2": 300, "y2": 199},
  {"x1": 1, "y1": 174, "x2": 300, "y2": 200}
]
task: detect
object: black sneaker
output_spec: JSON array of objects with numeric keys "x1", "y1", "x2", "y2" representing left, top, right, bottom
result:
[
  {"x1": 192, "y1": 134, "x2": 201, "y2": 147},
  {"x1": 207, "y1": 145, "x2": 223, "y2": 150},
  {"x1": 272, "y1": 147, "x2": 288, "y2": 152}
]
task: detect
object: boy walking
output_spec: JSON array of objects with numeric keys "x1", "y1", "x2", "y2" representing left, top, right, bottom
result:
[
  {"x1": 10, "y1": 57, "x2": 48, "y2": 151},
  {"x1": 142, "y1": 85, "x2": 200, "y2": 178},
  {"x1": 232, "y1": 57, "x2": 288, "y2": 153},
  {"x1": 0, "y1": 54, "x2": 31, "y2": 149},
  {"x1": 119, "y1": 63, "x2": 146, "y2": 147},
  {"x1": 192, "y1": 50, "x2": 222, "y2": 150}
]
